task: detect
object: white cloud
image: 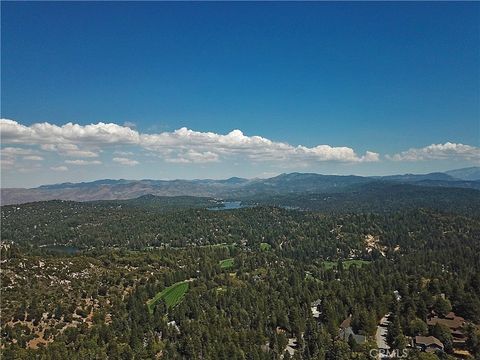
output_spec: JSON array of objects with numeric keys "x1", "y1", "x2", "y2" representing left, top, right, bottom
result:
[
  {"x1": 2, "y1": 119, "x2": 479, "y2": 182},
  {"x1": 1, "y1": 147, "x2": 42, "y2": 168},
  {"x1": 1, "y1": 119, "x2": 380, "y2": 165},
  {"x1": 142, "y1": 127, "x2": 379, "y2": 163},
  {"x1": 113, "y1": 150, "x2": 134, "y2": 156},
  {"x1": 65, "y1": 159, "x2": 102, "y2": 166},
  {"x1": 50, "y1": 165, "x2": 69, "y2": 172},
  {"x1": 1, "y1": 119, "x2": 140, "y2": 145},
  {"x1": 23, "y1": 155, "x2": 44, "y2": 161},
  {"x1": 17, "y1": 164, "x2": 42, "y2": 173},
  {"x1": 387, "y1": 142, "x2": 480, "y2": 162},
  {"x1": 362, "y1": 151, "x2": 381, "y2": 162},
  {"x1": 1, "y1": 158, "x2": 15, "y2": 169},
  {"x1": 41, "y1": 143, "x2": 99, "y2": 158},
  {"x1": 113, "y1": 157, "x2": 139, "y2": 166},
  {"x1": 165, "y1": 150, "x2": 220, "y2": 163},
  {"x1": 1, "y1": 147, "x2": 37, "y2": 156}
]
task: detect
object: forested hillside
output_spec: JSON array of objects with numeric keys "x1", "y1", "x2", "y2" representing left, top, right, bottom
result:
[{"x1": 1, "y1": 195, "x2": 480, "y2": 359}]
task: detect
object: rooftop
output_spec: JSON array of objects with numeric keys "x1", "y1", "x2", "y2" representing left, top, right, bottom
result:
[{"x1": 415, "y1": 336, "x2": 444, "y2": 349}]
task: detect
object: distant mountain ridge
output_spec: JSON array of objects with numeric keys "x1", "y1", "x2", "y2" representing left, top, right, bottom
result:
[
  {"x1": 1, "y1": 167, "x2": 479, "y2": 205},
  {"x1": 375, "y1": 172, "x2": 456, "y2": 182},
  {"x1": 445, "y1": 167, "x2": 480, "y2": 181}
]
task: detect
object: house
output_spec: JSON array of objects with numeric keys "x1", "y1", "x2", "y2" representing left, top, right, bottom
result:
[
  {"x1": 338, "y1": 315, "x2": 367, "y2": 345},
  {"x1": 453, "y1": 349, "x2": 473, "y2": 359},
  {"x1": 340, "y1": 315, "x2": 352, "y2": 330},
  {"x1": 285, "y1": 337, "x2": 298, "y2": 356},
  {"x1": 427, "y1": 312, "x2": 465, "y2": 331},
  {"x1": 340, "y1": 326, "x2": 367, "y2": 345},
  {"x1": 274, "y1": 327, "x2": 299, "y2": 358},
  {"x1": 310, "y1": 299, "x2": 321, "y2": 319},
  {"x1": 452, "y1": 329, "x2": 468, "y2": 348},
  {"x1": 427, "y1": 311, "x2": 467, "y2": 347},
  {"x1": 415, "y1": 336, "x2": 444, "y2": 353},
  {"x1": 167, "y1": 320, "x2": 180, "y2": 333}
]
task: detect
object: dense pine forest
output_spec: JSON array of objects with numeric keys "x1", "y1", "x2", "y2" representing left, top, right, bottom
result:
[{"x1": 1, "y1": 193, "x2": 480, "y2": 359}]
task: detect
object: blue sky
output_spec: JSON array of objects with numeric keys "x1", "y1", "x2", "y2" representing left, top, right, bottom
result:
[{"x1": 1, "y1": 2, "x2": 479, "y2": 187}]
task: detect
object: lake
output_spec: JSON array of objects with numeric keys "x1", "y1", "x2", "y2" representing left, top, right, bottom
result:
[{"x1": 208, "y1": 201, "x2": 246, "y2": 211}]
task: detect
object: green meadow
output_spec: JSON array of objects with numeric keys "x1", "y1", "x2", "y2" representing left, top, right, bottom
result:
[
  {"x1": 322, "y1": 259, "x2": 370, "y2": 270},
  {"x1": 259, "y1": 242, "x2": 272, "y2": 251},
  {"x1": 219, "y1": 258, "x2": 234, "y2": 269},
  {"x1": 147, "y1": 281, "x2": 189, "y2": 314}
]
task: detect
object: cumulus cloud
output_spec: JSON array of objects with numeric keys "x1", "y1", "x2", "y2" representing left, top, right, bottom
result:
[
  {"x1": 3, "y1": 119, "x2": 479, "y2": 178},
  {"x1": 50, "y1": 165, "x2": 68, "y2": 172},
  {"x1": 23, "y1": 155, "x2": 44, "y2": 161},
  {"x1": 1, "y1": 147, "x2": 37, "y2": 156},
  {"x1": 17, "y1": 164, "x2": 42, "y2": 173},
  {"x1": 0, "y1": 119, "x2": 379, "y2": 165},
  {"x1": 113, "y1": 150, "x2": 134, "y2": 156},
  {"x1": 41, "y1": 143, "x2": 99, "y2": 158},
  {"x1": 1, "y1": 147, "x2": 42, "y2": 169},
  {"x1": 165, "y1": 150, "x2": 220, "y2": 164},
  {"x1": 142, "y1": 127, "x2": 379, "y2": 163},
  {"x1": 1, "y1": 119, "x2": 140, "y2": 145},
  {"x1": 65, "y1": 159, "x2": 102, "y2": 166},
  {"x1": 387, "y1": 142, "x2": 480, "y2": 162},
  {"x1": 113, "y1": 157, "x2": 139, "y2": 166}
]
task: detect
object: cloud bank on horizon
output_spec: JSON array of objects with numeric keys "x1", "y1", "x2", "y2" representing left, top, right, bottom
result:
[
  {"x1": 1, "y1": 118, "x2": 479, "y2": 186},
  {"x1": 1, "y1": 118, "x2": 379, "y2": 166}
]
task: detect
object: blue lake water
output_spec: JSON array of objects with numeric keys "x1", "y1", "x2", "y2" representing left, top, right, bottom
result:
[{"x1": 208, "y1": 201, "x2": 246, "y2": 211}]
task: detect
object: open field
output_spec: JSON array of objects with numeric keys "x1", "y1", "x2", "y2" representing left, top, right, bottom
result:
[
  {"x1": 147, "y1": 281, "x2": 189, "y2": 314},
  {"x1": 219, "y1": 258, "x2": 234, "y2": 269},
  {"x1": 260, "y1": 242, "x2": 272, "y2": 251},
  {"x1": 322, "y1": 259, "x2": 371, "y2": 270}
]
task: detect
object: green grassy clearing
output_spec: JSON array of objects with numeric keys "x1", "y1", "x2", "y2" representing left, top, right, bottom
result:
[
  {"x1": 219, "y1": 258, "x2": 234, "y2": 269},
  {"x1": 147, "y1": 281, "x2": 189, "y2": 314},
  {"x1": 260, "y1": 242, "x2": 272, "y2": 251},
  {"x1": 322, "y1": 259, "x2": 370, "y2": 270}
]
